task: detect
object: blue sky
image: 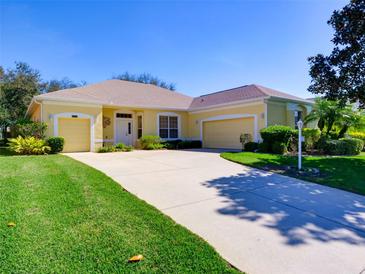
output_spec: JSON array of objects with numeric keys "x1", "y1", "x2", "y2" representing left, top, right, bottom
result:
[{"x1": 0, "y1": 0, "x2": 347, "y2": 98}]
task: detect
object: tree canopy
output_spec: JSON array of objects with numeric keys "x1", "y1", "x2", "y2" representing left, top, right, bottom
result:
[
  {"x1": 43, "y1": 78, "x2": 86, "y2": 93},
  {"x1": 305, "y1": 98, "x2": 365, "y2": 137},
  {"x1": 0, "y1": 62, "x2": 84, "y2": 139},
  {"x1": 112, "y1": 72, "x2": 176, "y2": 91},
  {"x1": 0, "y1": 62, "x2": 43, "y2": 134},
  {"x1": 308, "y1": 0, "x2": 365, "y2": 108}
]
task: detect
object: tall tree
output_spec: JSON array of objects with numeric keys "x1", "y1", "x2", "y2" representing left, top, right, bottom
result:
[
  {"x1": 112, "y1": 72, "x2": 176, "y2": 91},
  {"x1": 308, "y1": 0, "x2": 365, "y2": 108},
  {"x1": 0, "y1": 62, "x2": 43, "y2": 139},
  {"x1": 43, "y1": 77, "x2": 86, "y2": 93}
]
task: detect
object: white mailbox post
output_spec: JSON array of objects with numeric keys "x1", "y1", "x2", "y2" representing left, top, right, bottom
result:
[{"x1": 297, "y1": 120, "x2": 303, "y2": 170}]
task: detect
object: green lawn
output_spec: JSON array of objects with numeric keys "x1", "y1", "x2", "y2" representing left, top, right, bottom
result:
[
  {"x1": 221, "y1": 152, "x2": 365, "y2": 196},
  {"x1": 0, "y1": 150, "x2": 239, "y2": 273}
]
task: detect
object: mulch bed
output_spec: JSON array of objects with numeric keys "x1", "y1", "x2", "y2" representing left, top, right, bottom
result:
[{"x1": 260, "y1": 164, "x2": 328, "y2": 179}]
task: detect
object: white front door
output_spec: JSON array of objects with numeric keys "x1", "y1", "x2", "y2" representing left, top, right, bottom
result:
[{"x1": 116, "y1": 119, "x2": 133, "y2": 145}]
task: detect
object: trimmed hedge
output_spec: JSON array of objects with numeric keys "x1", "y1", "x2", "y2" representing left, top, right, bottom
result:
[
  {"x1": 162, "y1": 140, "x2": 202, "y2": 150},
  {"x1": 272, "y1": 142, "x2": 287, "y2": 154},
  {"x1": 244, "y1": 142, "x2": 258, "y2": 152},
  {"x1": 260, "y1": 125, "x2": 294, "y2": 145},
  {"x1": 291, "y1": 128, "x2": 321, "y2": 152},
  {"x1": 46, "y1": 137, "x2": 65, "y2": 154},
  {"x1": 349, "y1": 132, "x2": 365, "y2": 151},
  {"x1": 258, "y1": 142, "x2": 269, "y2": 153},
  {"x1": 177, "y1": 140, "x2": 202, "y2": 149},
  {"x1": 325, "y1": 138, "x2": 364, "y2": 155},
  {"x1": 162, "y1": 139, "x2": 182, "y2": 149},
  {"x1": 260, "y1": 125, "x2": 294, "y2": 153}
]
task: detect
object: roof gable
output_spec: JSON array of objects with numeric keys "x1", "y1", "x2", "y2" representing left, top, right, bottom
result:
[{"x1": 36, "y1": 79, "x2": 194, "y2": 109}]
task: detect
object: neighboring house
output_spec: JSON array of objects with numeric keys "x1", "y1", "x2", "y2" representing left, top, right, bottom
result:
[{"x1": 26, "y1": 80, "x2": 313, "y2": 152}]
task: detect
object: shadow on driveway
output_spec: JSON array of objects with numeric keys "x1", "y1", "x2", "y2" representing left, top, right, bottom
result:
[{"x1": 202, "y1": 169, "x2": 365, "y2": 246}]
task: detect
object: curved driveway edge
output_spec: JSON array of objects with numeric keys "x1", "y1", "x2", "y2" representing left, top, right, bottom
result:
[{"x1": 67, "y1": 149, "x2": 365, "y2": 274}]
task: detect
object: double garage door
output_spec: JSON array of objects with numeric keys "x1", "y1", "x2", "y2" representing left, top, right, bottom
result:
[
  {"x1": 58, "y1": 118, "x2": 90, "y2": 152},
  {"x1": 202, "y1": 117, "x2": 254, "y2": 149}
]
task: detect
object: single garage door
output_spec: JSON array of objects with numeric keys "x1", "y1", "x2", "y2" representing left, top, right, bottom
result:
[
  {"x1": 203, "y1": 117, "x2": 254, "y2": 149},
  {"x1": 58, "y1": 118, "x2": 90, "y2": 152}
]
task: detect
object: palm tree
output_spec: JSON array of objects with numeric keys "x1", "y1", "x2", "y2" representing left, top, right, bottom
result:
[
  {"x1": 304, "y1": 98, "x2": 343, "y2": 135},
  {"x1": 305, "y1": 98, "x2": 341, "y2": 134},
  {"x1": 336, "y1": 107, "x2": 365, "y2": 138},
  {"x1": 304, "y1": 98, "x2": 328, "y2": 132},
  {"x1": 324, "y1": 100, "x2": 343, "y2": 135}
]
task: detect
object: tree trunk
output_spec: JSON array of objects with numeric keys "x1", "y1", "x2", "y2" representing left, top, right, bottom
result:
[
  {"x1": 326, "y1": 119, "x2": 335, "y2": 135},
  {"x1": 338, "y1": 125, "x2": 348, "y2": 139},
  {"x1": 318, "y1": 118, "x2": 325, "y2": 133}
]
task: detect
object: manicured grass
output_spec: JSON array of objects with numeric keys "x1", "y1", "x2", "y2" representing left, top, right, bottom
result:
[
  {"x1": 0, "y1": 153, "x2": 239, "y2": 273},
  {"x1": 221, "y1": 152, "x2": 365, "y2": 196}
]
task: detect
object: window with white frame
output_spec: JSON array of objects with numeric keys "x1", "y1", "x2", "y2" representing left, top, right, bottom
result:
[{"x1": 159, "y1": 115, "x2": 178, "y2": 139}]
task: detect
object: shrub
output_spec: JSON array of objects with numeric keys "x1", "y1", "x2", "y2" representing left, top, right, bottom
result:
[
  {"x1": 13, "y1": 121, "x2": 47, "y2": 139},
  {"x1": 260, "y1": 125, "x2": 294, "y2": 146},
  {"x1": 316, "y1": 135, "x2": 330, "y2": 152},
  {"x1": 9, "y1": 136, "x2": 51, "y2": 155},
  {"x1": 97, "y1": 146, "x2": 116, "y2": 153},
  {"x1": 244, "y1": 142, "x2": 258, "y2": 152},
  {"x1": 177, "y1": 140, "x2": 202, "y2": 149},
  {"x1": 290, "y1": 128, "x2": 321, "y2": 152},
  {"x1": 272, "y1": 142, "x2": 287, "y2": 154},
  {"x1": 144, "y1": 143, "x2": 165, "y2": 150},
  {"x1": 162, "y1": 140, "x2": 202, "y2": 150},
  {"x1": 348, "y1": 132, "x2": 365, "y2": 150},
  {"x1": 46, "y1": 137, "x2": 65, "y2": 154},
  {"x1": 115, "y1": 143, "x2": 127, "y2": 150},
  {"x1": 324, "y1": 140, "x2": 345, "y2": 155},
  {"x1": 0, "y1": 139, "x2": 7, "y2": 146},
  {"x1": 258, "y1": 142, "x2": 269, "y2": 153},
  {"x1": 115, "y1": 143, "x2": 133, "y2": 152},
  {"x1": 303, "y1": 128, "x2": 321, "y2": 151},
  {"x1": 122, "y1": 145, "x2": 133, "y2": 152},
  {"x1": 289, "y1": 129, "x2": 298, "y2": 151},
  {"x1": 324, "y1": 138, "x2": 364, "y2": 155},
  {"x1": 98, "y1": 143, "x2": 134, "y2": 153},
  {"x1": 162, "y1": 139, "x2": 182, "y2": 149},
  {"x1": 339, "y1": 138, "x2": 364, "y2": 155},
  {"x1": 348, "y1": 131, "x2": 365, "y2": 141},
  {"x1": 140, "y1": 135, "x2": 163, "y2": 150},
  {"x1": 240, "y1": 133, "x2": 252, "y2": 149}
]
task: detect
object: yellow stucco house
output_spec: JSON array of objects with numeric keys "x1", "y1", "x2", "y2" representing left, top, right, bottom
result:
[{"x1": 26, "y1": 80, "x2": 313, "y2": 152}]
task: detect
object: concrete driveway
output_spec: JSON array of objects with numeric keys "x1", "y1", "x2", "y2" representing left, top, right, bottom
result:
[{"x1": 68, "y1": 149, "x2": 365, "y2": 274}]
